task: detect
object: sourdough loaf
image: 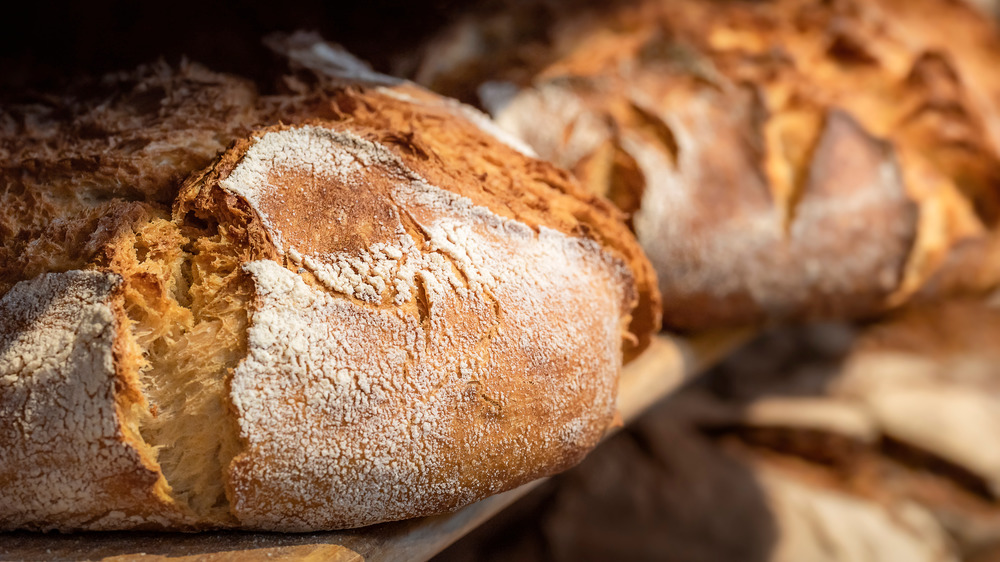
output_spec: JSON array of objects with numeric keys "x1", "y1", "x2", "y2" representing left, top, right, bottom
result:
[
  {"x1": 413, "y1": 0, "x2": 1000, "y2": 330},
  {"x1": 0, "y1": 37, "x2": 659, "y2": 531}
]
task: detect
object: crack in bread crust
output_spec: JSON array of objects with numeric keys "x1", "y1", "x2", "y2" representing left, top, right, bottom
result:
[
  {"x1": 0, "y1": 62, "x2": 657, "y2": 530},
  {"x1": 173, "y1": 123, "x2": 636, "y2": 530},
  {"x1": 0, "y1": 271, "x2": 185, "y2": 531},
  {"x1": 110, "y1": 216, "x2": 247, "y2": 523}
]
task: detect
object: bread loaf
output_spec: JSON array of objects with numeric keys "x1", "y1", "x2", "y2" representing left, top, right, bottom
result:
[
  {"x1": 413, "y1": 0, "x2": 1000, "y2": 330},
  {"x1": 0, "y1": 36, "x2": 659, "y2": 531}
]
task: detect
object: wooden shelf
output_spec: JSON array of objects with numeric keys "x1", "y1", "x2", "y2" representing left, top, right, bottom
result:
[{"x1": 0, "y1": 330, "x2": 750, "y2": 562}]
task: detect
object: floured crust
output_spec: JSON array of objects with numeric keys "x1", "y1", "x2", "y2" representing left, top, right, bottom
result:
[
  {"x1": 1, "y1": 54, "x2": 658, "y2": 356},
  {"x1": 250, "y1": 82, "x2": 660, "y2": 355},
  {"x1": 177, "y1": 123, "x2": 635, "y2": 530},
  {"x1": 0, "y1": 271, "x2": 188, "y2": 530},
  {"x1": 0, "y1": 46, "x2": 656, "y2": 530},
  {"x1": 414, "y1": 0, "x2": 1000, "y2": 330}
]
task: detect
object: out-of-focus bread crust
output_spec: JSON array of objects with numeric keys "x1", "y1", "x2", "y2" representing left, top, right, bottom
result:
[
  {"x1": 0, "y1": 62, "x2": 264, "y2": 296},
  {"x1": 414, "y1": 0, "x2": 1000, "y2": 330},
  {"x1": 0, "y1": 44, "x2": 659, "y2": 530}
]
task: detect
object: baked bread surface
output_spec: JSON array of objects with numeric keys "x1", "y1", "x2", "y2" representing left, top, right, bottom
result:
[
  {"x1": 181, "y1": 118, "x2": 637, "y2": 530},
  {"x1": 0, "y1": 271, "x2": 186, "y2": 530},
  {"x1": 0, "y1": 46, "x2": 659, "y2": 531}
]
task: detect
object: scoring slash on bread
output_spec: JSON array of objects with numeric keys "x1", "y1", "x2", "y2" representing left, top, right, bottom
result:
[
  {"x1": 413, "y1": 0, "x2": 1000, "y2": 331},
  {"x1": 0, "y1": 33, "x2": 659, "y2": 531}
]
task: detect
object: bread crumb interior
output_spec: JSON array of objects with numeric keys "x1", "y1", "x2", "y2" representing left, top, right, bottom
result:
[{"x1": 115, "y1": 213, "x2": 248, "y2": 521}]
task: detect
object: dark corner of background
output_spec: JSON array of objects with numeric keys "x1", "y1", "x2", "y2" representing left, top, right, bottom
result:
[{"x1": 0, "y1": 0, "x2": 482, "y2": 95}]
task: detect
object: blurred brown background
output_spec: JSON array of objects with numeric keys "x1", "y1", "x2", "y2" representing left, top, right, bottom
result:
[{"x1": 438, "y1": 308, "x2": 1000, "y2": 561}]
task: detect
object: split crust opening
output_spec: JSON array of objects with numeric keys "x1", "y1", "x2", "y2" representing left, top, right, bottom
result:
[{"x1": 113, "y1": 207, "x2": 250, "y2": 522}]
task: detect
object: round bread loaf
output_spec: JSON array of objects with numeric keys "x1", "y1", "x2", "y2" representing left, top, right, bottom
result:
[
  {"x1": 0, "y1": 40, "x2": 659, "y2": 531},
  {"x1": 412, "y1": 0, "x2": 1000, "y2": 331}
]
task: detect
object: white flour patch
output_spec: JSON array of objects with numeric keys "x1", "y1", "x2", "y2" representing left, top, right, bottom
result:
[{"x1": 0, "y1": 271, "x2": 173, "y2": 530}]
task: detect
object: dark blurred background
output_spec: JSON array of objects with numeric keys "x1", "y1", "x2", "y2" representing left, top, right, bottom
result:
[{"x1": 0, "y1": 0, "x2": 474, "y2": 94}]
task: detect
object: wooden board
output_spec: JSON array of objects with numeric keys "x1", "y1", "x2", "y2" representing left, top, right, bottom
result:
[{"x1": 0, "y1": 331, "x2": 750, "y2": 562}]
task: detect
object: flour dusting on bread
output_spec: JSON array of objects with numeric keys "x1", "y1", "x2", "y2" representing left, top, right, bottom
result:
[
  {"x1": 0, "y1": 271, "x2": 182, "y2": 530},
  {"x1": 0, "y1": 63, "x2": 657, "y2": 530},
  {"x1": 208, "y1": 123, "x2": 632, "y2": 529}
]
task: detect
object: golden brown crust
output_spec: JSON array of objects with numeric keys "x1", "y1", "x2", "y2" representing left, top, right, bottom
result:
[
  {"x1": 0, "y1": 44, "x2": 656, "y2": 530},
  {"x1": 415, "y1": 0, "x2": 1000, "y2": 330},
  {"x1": 175, "y1": 118, "x2": 641, "y2": 530},
  {"x1": 0, "y1": 54, "x2": 658, "y2": 356},
  {"x1": 280, "y1": 84, "x2": 660, "y2": 355},
  {"x1": 0, "y1": 61, "x2": 263, "y2": 295}
]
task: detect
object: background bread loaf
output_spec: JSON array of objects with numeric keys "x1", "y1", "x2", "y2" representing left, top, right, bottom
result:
[{"x1": 412, "y1": 0, "x2": 1000, "y2": 330}]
